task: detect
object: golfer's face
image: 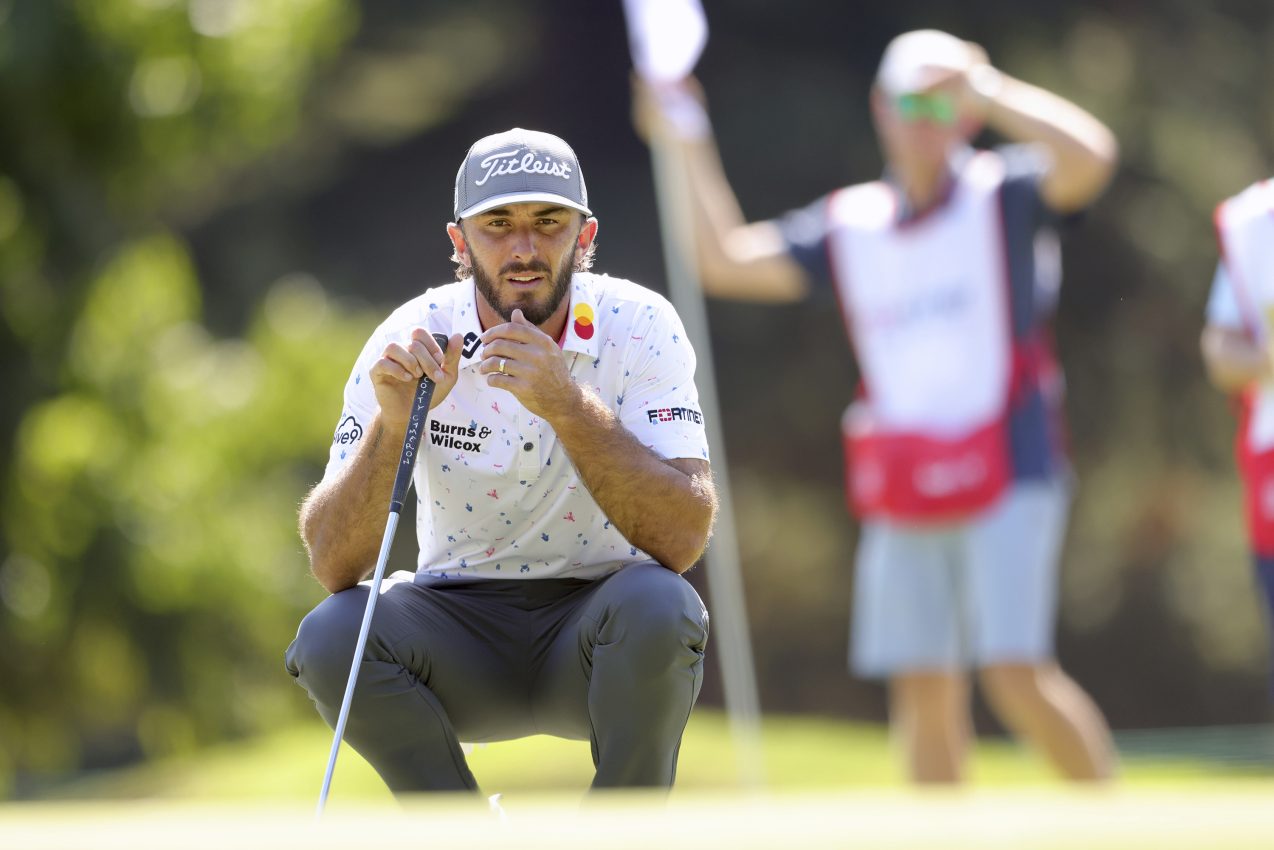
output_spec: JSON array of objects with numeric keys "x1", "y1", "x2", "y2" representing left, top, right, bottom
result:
[{"x1": 463, "y1": 203, "x2": 585, "y2": 326}]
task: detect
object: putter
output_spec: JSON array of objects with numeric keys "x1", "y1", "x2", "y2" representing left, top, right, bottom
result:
[{"x1": 316, "y1": 332, "x2": 449, "y2": 817}]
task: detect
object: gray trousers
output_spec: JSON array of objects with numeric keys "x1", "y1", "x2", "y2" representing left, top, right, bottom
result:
[{"x1": 285, "y1": 561, "x2": 708, "y2": 794}]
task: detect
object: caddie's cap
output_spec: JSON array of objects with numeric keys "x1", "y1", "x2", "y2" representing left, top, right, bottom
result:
[
  {"x1": 453, "y1": 128, "x2": 592, "y2": 221},
  {"x1": 875, "y1": 29, "x2": 971, "y2": 97}
]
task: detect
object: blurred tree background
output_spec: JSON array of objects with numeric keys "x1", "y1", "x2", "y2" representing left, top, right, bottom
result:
[{"x1": 1, "y1": 0, "x2": 1272, "y2": 797}]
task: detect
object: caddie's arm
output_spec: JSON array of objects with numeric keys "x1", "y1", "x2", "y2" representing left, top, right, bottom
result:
[
  {"x1": 634, "y1": 78, "x2": 809, "y2": 303},
  {"x1": 1201, "y1": 322, "x2": 1273, "y2": 394},
  {"x1": 961, "y1": 47, "x2": 1119, "y2": 213},
  {"x1": 300, "y1": 330, "x2": 463, "y2": 593},
  {"x1": 480, "y1": 311, "x2": 718, "y2": 574}
]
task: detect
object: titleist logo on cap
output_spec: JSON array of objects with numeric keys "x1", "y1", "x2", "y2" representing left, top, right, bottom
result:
[
  {"x1": 474, "y1": 149, "x2": 574, "y2": 187},
  {"x1": 454, "y1": 128, "x2": 591, "y2": 220}
]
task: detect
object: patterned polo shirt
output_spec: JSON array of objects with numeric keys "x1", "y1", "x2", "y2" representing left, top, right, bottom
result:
[{"x1": 323, "y1": 272, "x2": 709, "y2": 580}]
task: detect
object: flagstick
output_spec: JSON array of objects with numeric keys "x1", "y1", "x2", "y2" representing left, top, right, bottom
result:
[{"x1": 648, "y1": 133, "x2": 765, "y2": 787}]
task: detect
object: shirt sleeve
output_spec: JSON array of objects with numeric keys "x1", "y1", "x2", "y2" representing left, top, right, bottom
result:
[
  {"x1": 998, "y1": 143, "x2": 1051, "y2": 182},
  {"x1": 777, "y1": 195, "x2": 836, "y2": 299},
  {"x1": 997, "y1": 142, "x2": 1092, "y2": 233},
  {"x1": 1206, "y1": 261, "x2": 1245, "y2": 328},
  {"x1": 620, "y1": 301, "x2": 711, "y2": 462},
  {"x1": 996, "y1": 143, "x2": 1056, "y2": 223},
  {"x1": 322, "y1": 329, "x2": 384, "y2": 482}
]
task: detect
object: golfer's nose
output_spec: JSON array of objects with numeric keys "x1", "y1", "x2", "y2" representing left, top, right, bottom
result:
[{"x1": 509, "y1": 225, "x2": 536, "y2": 263}]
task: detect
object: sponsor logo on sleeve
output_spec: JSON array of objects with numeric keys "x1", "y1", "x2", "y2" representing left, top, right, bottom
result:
[
  {"x1": 332, "y1": 415, "x2": 364, "y2": 446},
  {"x1": 646, "y1": 407, "x2": 704, "y2": 425}
]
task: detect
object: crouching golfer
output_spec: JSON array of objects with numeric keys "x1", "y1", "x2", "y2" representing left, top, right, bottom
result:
[{"x1": 286, "y1": 128, "x2": 716, "y2": 793}]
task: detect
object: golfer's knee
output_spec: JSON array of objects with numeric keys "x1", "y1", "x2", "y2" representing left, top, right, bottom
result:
[
  {"x1": 285, "y1": 589, "x2": 369, "y2": 693},
  {"x1": 609, "y1": 564, "x2": 708, "y2": 651}
]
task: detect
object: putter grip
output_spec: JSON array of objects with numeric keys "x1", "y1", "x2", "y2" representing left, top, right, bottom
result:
[{"x1": 389, "y1": 333, "x2": 449, "y2": 514}]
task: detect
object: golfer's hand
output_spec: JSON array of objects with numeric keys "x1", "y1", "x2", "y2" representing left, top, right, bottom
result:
[
  {"x1": 478, "y1": 309, "x2": 580, "y2": 421},
  {"x1": 370, "y1": 329, "x2": 464, "y2": 429}
]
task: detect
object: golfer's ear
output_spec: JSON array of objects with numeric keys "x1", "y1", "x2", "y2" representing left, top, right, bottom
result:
[
  {"x1": 578, "y1": 217, "x2": 598, "y2": 249},
  {"x1": 447, "y1": 222, "x2": 468, "y2": 261}
]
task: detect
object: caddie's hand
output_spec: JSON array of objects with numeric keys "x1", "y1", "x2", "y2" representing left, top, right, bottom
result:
[
  {"x1": 964, "y1": 41, "x2": 990, "y2": 71},
  {"x1": 955, "y1": 41, "x2": 999, "y2": 124},
  {"x1": 478, "y1": 309, "x2": 580, "y2": 421},
  {"x1": 370, "y1": 329, "x2": 464, "y2": 430},
  {"x1": 631, "y1": 74, "x2": 711, "y2": 145}
]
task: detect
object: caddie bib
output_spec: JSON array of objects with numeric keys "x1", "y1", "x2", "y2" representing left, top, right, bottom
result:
[
  {"x1": 1216, "y1": 180, "x2": 1274, "y2": 556},
  {"x1": 828, "y1": 153, "x2": 1014, "y2": 522}
]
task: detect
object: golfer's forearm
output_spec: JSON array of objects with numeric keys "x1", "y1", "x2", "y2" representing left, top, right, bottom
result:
[
  {"x1": 549, "y1": 387, "x2": 717, "y2": 573},
  {"x1": 300, "y1": 414, "x2": 404, "y2": 592}
]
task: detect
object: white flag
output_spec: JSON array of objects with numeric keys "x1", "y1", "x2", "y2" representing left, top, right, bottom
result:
[{"x1": 622, "y1": 0, "x2": 707, "y2": 83}]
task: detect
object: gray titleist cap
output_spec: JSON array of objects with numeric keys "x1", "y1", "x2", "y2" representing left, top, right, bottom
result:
[{"x1": 453, "y1": 128, "x2": 592, "y2": 220}]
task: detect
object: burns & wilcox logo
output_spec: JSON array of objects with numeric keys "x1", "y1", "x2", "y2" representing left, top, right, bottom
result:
[{"x1": 431, "y1": 419, "x2": 493, "y2": 452}]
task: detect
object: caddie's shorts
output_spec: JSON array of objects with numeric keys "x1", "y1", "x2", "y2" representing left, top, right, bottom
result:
[{"x1": 851, "y1": 477, "x2": 1070, "y2": 677}]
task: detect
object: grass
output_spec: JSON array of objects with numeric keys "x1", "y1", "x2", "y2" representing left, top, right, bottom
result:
[
  {"x1": 6, "y1": 713, "x2": 1274, "y2": 849},
  {"x1": 34, "y1": 710, "x2": 1274, "y2": 802}
]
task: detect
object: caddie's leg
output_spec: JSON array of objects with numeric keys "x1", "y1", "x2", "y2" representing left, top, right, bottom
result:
[
  {"x1": 851, "y1": 520, "x2": 970, "y2": 783},
  {"x1": 889, "y1": 672, "x2": 971, "y2": 783},
  {"x1": 285, "y1": 574, "x2": 527, "y2": 794},
  {"x1": 534, "y1": 561, "x2": 708, "y2": 788},
  {"x1": 978, "y1": 661, "x2": 1114, "y2": 781},
  {"x1": 966, "y1": 480, "x2": 1115, "y2": 781}
]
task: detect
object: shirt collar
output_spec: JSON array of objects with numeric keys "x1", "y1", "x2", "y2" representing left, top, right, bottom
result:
[
  {"x1": 883, "y1": 145, "x2": 974, "y2": 224},
  {"x1": 560, "y1": 273, "x2": 601, "y2": 359},
  {"x1": 448, "y1": 283, "x2": 486, "y2": 371},
  {"x1": 451, "y1": 273, "x2": 601, "y2": 369}
]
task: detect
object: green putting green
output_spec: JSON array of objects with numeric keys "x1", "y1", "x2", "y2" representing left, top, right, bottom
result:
[{"x1": 29, "y1": 710, "x2": 1272, "y2": 803}]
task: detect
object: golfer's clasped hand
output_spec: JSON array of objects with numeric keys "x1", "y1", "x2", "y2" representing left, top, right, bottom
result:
[
  {"x1": 479, "y1": 309, "x2": 579, "y2": 421},
  {"x1": 370, "y1": 329, "x2": 464, "y2": 426}
]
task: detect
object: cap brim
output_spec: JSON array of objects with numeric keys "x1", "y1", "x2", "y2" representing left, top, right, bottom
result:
[{"x1": 456, "y1": 191, "x2": 592, "y2": 221}]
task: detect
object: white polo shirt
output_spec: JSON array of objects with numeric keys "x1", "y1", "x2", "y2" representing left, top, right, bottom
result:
[{"x1": 323, "y1": 272, "x2": 709, "y2": 580}]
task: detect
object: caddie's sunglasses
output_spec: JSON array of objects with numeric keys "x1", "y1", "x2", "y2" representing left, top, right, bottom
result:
[{"x1": 894, "y1": 92, "x2": 957, "y2": 125}]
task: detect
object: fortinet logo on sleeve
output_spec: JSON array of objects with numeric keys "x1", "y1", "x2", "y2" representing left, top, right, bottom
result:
[{"x1": 646, "y1": 407, "x2": 703, "y2": 425}]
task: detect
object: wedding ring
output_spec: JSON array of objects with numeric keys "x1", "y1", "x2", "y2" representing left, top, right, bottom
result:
[{"x1": 498, "y1": 358, "x2": 507, "y2": 375}]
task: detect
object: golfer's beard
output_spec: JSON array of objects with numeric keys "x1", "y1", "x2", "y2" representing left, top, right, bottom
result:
[{"x1": 473, "y1": 260, "x2": 574, "y2": 327}]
